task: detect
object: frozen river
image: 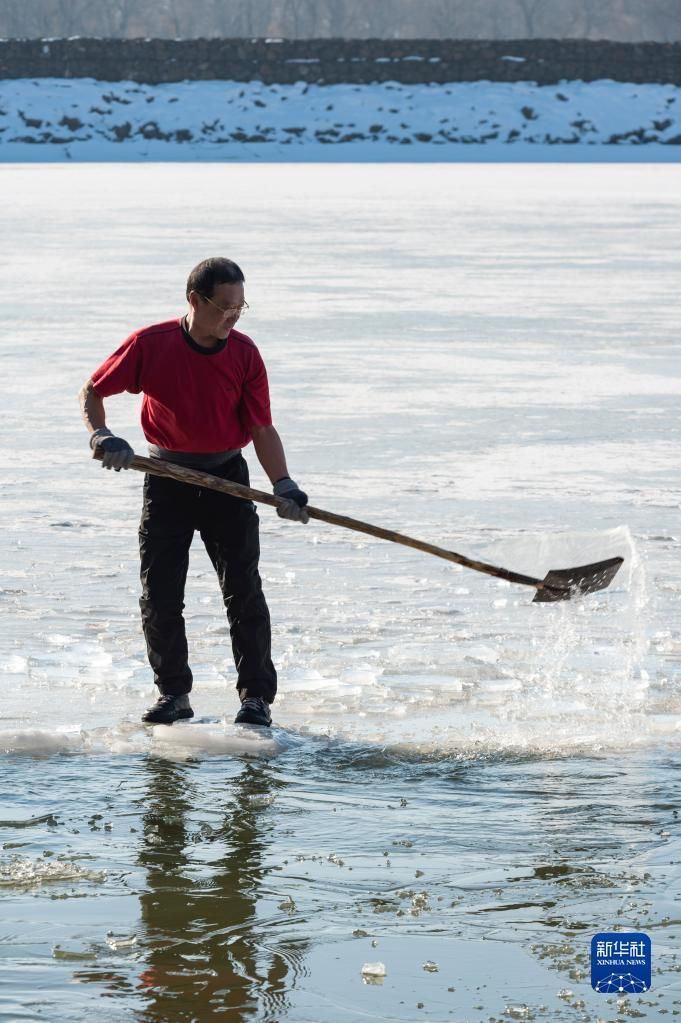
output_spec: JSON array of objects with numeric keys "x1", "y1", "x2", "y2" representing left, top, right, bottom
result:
[{"x1": 1, "y1": 163, "x2": 680, "y2": 1021}]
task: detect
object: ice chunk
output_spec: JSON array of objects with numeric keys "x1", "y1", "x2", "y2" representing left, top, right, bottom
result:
[
  {"x1": 45, "y1": 634, "x2": 73, "y2": 647},
  {"x1": 361, "y1": 961, "x2": 386, "y2": 977},
  {"x1": 2, "y1": 655, "x2": 27, "y2": 673},
  {"x1": 152, "y1": 722, "x2": 280, "y2": 758},
  {"x1": 0, "y1": 856, "x2": 105, "y2": 888},
  {"x1": 0, "y1": 728, "x2": 83, "y2": 754},
  {"x1": 52, "y1": 946, "x2": 97, "y2": 961},
  {"x1": 106, "y1": 931, "x2": 137, "y2": 950}
]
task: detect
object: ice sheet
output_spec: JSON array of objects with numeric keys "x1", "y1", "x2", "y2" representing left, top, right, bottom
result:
[{"x1": 0, "y1": 163, "x2": 679, "y2": 758}]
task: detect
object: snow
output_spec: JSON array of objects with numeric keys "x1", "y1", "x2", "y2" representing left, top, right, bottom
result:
[{"x1": 0, "y1": 77, "x2": 679, "y2": 162}]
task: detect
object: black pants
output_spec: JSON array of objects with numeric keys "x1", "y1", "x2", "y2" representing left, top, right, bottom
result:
[{"x1": 138, "y1": 455, "x2": 277, "y2": 703}]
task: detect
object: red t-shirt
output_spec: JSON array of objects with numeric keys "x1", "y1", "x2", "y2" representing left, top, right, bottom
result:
[{"x1": 91, "y1": 318, "x2": 272, "y2": 452}]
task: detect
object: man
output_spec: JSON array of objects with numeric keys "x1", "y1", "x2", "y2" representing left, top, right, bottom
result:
[{"x1": 79, "y1": 257, "x2": 308, "y2": 728}]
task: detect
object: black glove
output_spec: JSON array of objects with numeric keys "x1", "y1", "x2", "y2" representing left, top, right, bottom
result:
[
  {"x1": 273, "y1": 477, "x2": 309, "y2": 524},
  {"x1": 90, "y1": 427, "x2": 135, "y2": 471}
]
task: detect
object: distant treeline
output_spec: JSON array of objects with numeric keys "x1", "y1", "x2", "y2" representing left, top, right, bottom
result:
[{"x1": 0, "y1": 0, "x2": 679, "y2": 42}]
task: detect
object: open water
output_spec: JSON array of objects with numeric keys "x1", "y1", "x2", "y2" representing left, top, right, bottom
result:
[{"x1": 1, "y1": 164, "x2": 680, "y2": 1022}]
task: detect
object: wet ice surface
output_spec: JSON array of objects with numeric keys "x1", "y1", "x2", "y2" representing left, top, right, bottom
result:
[{"x1": 1, "y1": 163, "x2": 680, "y2": 1021}]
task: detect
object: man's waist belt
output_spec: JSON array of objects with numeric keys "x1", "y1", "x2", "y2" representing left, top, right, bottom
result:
[{"x1": 148, "y1": 445, "x2": 241, "y2": 469}]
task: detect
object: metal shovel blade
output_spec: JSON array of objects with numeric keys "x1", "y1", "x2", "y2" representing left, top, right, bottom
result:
[{"x1": 532, "y1": 556, "x2": 624, "y2": 603}]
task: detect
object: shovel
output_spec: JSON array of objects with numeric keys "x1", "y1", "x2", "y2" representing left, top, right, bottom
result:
[{"x1": 94, "y1": 452, "x2": 623, "y2": 603}]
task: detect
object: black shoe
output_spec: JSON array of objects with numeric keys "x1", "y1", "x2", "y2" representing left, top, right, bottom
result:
[
  {"x1": 234, "y1": 696, "x2": 272, "y2": 728},
  {"x1": 142, "y1": 693, "x2": 194, "y2": 725}
]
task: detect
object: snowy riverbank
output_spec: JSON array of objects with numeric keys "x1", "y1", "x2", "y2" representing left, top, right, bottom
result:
[{"x1": 1, "y1": 76, "x2": 680, "y2": 160}]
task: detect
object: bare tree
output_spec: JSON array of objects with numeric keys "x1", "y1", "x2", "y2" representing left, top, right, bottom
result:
[
  {"x1": 514, "y1": 0, "x2": 544, "y2": 37},
  {"x1": 642, "y1": 0, "x2": 681, "y2": 40},
  {"x1": 482, "y1": 0, "x2": 512, "y2": 39},
  {"x1": 536, "y1": 0, "x2": 595, "y2": 38},
  {"x1": 0, "y1": 0, "x2": 38, "y2": 36},
  {"x1": 0, "y1": 0, "x2": 680, "y2": 41},
  {"x1": 606, "y1": 0, "x2": 648, "y2": 41},
  {"x1": 231, "y1": 0, "x2": 262, "y2": 36},
  {"x1": 283, "y1": 0, "x2": 319, "y2": 37},
  {"x1": 320, "y1": 0, "x2": 349, "y2": 37},
  {"x1": 96, "y1": 0, "x2": 139, "y2": 36},
  {"x1": 427, "y1": 0, "x2": 472, "y2": 37},
  {"x1": 157, "y1": 0, "x2": 186, "y2": 37},
  {"x1": 564, "y1": 0, "x2": 598, "y2": 38}
]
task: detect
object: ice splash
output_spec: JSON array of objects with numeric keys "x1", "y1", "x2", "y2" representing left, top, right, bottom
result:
[
  {"x1": 508, "y1": 526, "x2": 651, "y2": 743},
  {"x1": 266, "y1": 525, "x2": 667, "y2": 755},
  {"x1": 474, "y1": 524, "x2": 633, "y2": 584},
  {"x1": 0, "y1": 855, "x2": 105, "y2": 888}
]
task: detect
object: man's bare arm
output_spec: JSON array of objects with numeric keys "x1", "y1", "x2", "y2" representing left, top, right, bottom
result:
[
  {"x1": 251, "y1": 424, "x2": 308, "y2": 523},
  {"x1": 79, "y1": 379, "x2": 106, "y2": 434},
  {"x1": 251, "y1": 424, "x2": 289, "y2": 484},
  {"x1": 79, "y1": 380, "x2": 135, "y2": 469}
]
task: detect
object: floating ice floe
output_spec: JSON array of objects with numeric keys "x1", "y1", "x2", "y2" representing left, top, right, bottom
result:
[
  {"x1": 361, "y1": 961, "x2": 387, "y2": 981},
  {"x1": 0, "y1": 727, "x2": 83, "y2": 755},
  {"x1": 151, "y1": 720, "x2": 281, "y2": 758},
  {"x1": 105, "y1": 931, "x2": 137, "y2": 951}
]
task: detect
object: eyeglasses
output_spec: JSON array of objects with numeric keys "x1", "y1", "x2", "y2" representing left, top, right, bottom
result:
[{"x1": 199, "y1": 293, "x2": 249, "y2": 317}]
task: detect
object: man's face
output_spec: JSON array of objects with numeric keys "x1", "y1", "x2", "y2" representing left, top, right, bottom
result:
[{"x1": 190, "y1": 282, "x2": 246, "y2": 340}]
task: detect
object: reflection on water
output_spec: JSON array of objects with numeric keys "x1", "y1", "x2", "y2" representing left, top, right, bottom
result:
[
  {"x1": 135, "y1": 758, "x2": 302, "y2": 1022},
  {"x1": 1, "y1": 747, "x2": 681, "y2": 1021}
]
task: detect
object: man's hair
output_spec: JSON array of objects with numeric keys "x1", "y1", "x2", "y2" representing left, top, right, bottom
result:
[{"x1": 186, "y1": 257, "x2": 245, "y2": 299}]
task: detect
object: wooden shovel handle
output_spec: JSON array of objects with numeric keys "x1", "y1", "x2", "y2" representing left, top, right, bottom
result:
[{"x1": 94, "y1": 451, "x2": 544, "y2": 590}]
